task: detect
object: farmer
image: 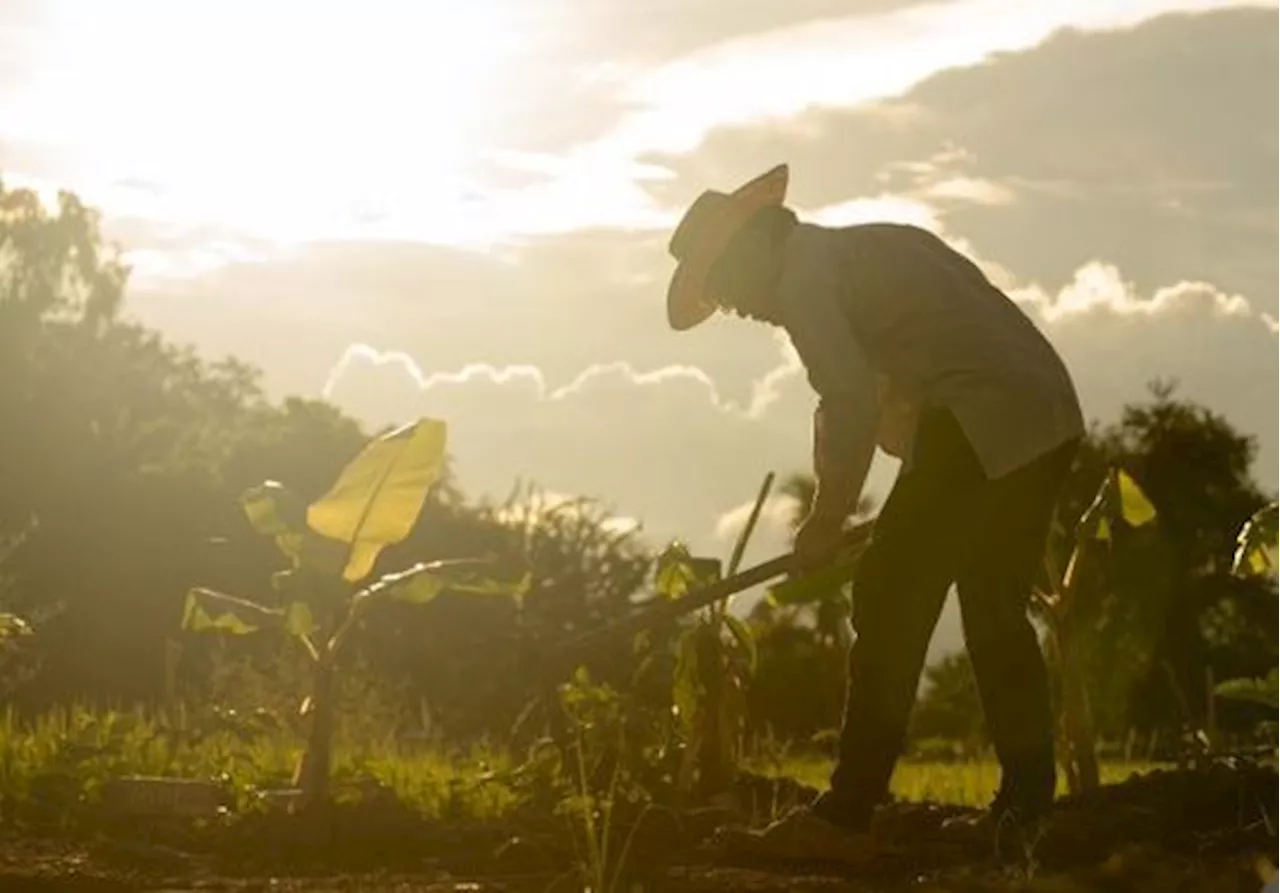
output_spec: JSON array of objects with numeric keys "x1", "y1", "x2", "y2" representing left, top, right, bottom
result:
[{"x1": 663, "y1": 164, "x2": 1085, "y2": 860}]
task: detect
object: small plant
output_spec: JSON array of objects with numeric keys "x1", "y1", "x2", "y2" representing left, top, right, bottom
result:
[
  {"x1": 1213, "y1": 502, "x2": 1279, "y2": 712},
  {"x1": 1230, "y1": 502, "x2": 1279, "y2": 578},
  {"x1": 1035, "y1": 467, "x2": 1158, "y2": 793},
  {"x1": 553, "y1": 667, "x2": 656, "y2": 893},
  {"x1": 182, "y1": 418, "x2": 522, "y2": 807},
  {"x1": 651, "y1": 474, "x2": 779, "y2": 805}
]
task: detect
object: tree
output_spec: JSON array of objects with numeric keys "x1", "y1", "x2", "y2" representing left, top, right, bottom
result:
[
  {"x1": 1052, "y1": 381, "x2": 1275, "y2": 741},
  {"x1": 909, "y1": 651, "x2": 986, "y2": 753}
]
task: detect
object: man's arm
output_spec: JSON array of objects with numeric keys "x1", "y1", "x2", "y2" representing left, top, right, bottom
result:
[
  {"x1": 808, "y1": 374, "x2": 878, "y2": 528},
  {"x1": 775, "y1": 245, "x2": 880, "y2": 551}
]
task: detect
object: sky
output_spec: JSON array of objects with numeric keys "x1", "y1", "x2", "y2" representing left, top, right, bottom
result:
[{"x1": 2, "y1": 0, "x2": 1276, "y2": 659}]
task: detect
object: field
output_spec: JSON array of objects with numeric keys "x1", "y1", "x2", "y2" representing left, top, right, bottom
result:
[{"x1": 0, "y1": 706, "x2": 1273, "y2": 892}]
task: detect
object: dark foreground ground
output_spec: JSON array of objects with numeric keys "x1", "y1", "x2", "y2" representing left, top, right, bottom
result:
[{"x1": 1, "y1": 764, "x2": 1275, "y2": 892}]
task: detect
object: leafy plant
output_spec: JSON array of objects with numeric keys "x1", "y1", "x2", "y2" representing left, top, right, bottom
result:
[
  {"x1": 1214, "y1": 502, "x2": 1278, "y2": 715},
  {"x1": 1036, "y1": 467, "x2": 1158, "y2": 793},
  {"x1": 1213, "y1": 670, "x2": 1279, "y2": 710},
  {"x1": 652, "y1": 474, "x2": 776, "y2": 805},
  {"x1": 181, "y1": 418, "x2": 521, "y2": 806},
  {"x1": 552, "y1": 667, "x2": 658, "y2": 893},
  {"x1": 1231, "y1": 501, "x2": 1279, "y2": 579}
]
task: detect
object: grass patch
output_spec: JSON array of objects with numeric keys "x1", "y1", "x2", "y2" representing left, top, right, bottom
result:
[
  {"x1": 750, "y1": 753, "x2": 1170, "y2": 806},
  {"x1": 0, "y1": 705, "x2": 516, "y2": 825},
  {"x1": 0, "y1": 705, "x2": 1172, "y2": 827}
]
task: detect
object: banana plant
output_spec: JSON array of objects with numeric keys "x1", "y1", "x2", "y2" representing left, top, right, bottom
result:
[
  {"x1": 1230, "y1": 501, "x2": 1278, "y2": 579},
  {"x1": 1213, "y1": 502, "x2": 1279, "y2": 712},
  {"x1": 1035, "y1": 467, "x2": 1157, "y2": 793},
  {"x1": 182, "y1": 418, "x2": 523, "y2": 806},
  {"x1": 654, "y1": 474, "x2": 773, "y2": 803}
]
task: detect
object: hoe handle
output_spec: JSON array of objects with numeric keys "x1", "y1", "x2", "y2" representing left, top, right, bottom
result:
[{"x1": 552, "y1": 521, "x2": 874, "y2": 660}]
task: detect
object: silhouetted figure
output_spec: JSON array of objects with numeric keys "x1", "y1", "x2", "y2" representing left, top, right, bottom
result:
[{"x1": 664, "y1": 164, "x2": 1084, "y2": 863}]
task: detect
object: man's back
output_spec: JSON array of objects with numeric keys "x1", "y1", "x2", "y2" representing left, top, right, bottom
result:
[{"x1": 787, "y1": 221, "x2": 1084, "y2": 479}]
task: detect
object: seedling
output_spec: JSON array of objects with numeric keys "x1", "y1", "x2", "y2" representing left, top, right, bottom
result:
[
  {"x1": 654, "y1": 473, "x2": 774, "y2": 803},
  {"x1": 181, "y1": 418, "x2": 524, "y2": 806}
]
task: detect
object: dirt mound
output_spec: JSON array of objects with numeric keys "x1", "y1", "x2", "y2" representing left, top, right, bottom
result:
[
  {"x1": 1040, "y1": 762, "x2": 1275, "y2": 866},
  {"x1": 712, "y1": 762, "x2": 1278, "y2": 890}
]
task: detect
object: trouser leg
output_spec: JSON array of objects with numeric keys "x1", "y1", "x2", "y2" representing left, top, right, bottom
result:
[
  {"x1": 957, "y1": 440, "x2": 1077, "y2": 814},
  {"x1": 821, "y1": 410, "x2": 980, "y2": 826}
]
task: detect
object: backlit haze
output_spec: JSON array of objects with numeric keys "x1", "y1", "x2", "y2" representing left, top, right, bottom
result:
[{"x1": 3, "y1": 0, "x2": 1275, "y2": 658}]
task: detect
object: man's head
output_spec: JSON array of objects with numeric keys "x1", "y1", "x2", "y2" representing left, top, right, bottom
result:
[
  {"x1": 705, "y1": 204, "x2": 797, "y2": 325},
  {"x1": 665, "y1": 164, "x2": 795, "y2": 331}
]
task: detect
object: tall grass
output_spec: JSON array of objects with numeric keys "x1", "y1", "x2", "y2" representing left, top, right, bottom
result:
[
  {"x1": 0, "y1": 704, "x2": 1168, "y2": 829},
  {"x1": 0, "y1": 704, "x2": 515, "y2": 823}
]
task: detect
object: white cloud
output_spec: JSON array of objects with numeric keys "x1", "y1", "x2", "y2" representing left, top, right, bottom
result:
[
  {"x1": 714, "y1": 494, "x2": 797, "y2": 542},
  {"x1": 922, "y1": 176, "x2": 1016, "y2": 206},
  {"x1": 1013, "y1": 261, "x2": 1261, "y2": 326},
  {"x1": 123, "y1": 242, "x2": 266, "y2": 281},
  {"x1": 809, "y1": 194, "x2": 943, "y2": 229},
  {"x1": 324, "y1": 328, "x2": 805, "y2": 422}
]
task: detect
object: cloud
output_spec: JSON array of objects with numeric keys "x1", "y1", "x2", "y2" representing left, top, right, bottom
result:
[
  {"x1": 1014, "y1": 261, "x2": 1263, "y2": 326},
  {"x1": 489, "y1": 488, "x2": 641, "y2": 534},
  {"x1": 586, "y1": 0, "x2": 1270, "y2": 166},
  {"x1": 810, "y1": 194, "x2": 943, "y2": 229},
  {"x1": 714, "y1": 494, "x2": 797, "y2": 542},
  {"x1": 922, "y1": 176, "x2": 1016, "y2": 206},
  {"x1": 123, "y1": 242, "x2": 266, "y2": 281},
  {"x1": 324, "y1": 328, "x2": 805, "y2": 422}
]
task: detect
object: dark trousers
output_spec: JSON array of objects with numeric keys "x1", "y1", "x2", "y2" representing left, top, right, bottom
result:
[{"x1": 824, "y1": 408, "x2": 1078, "y2": 824}]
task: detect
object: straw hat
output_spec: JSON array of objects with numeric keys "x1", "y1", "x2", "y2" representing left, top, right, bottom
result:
[{"x1": 665, "y1": 164, "x2": 790, "y2": 331}]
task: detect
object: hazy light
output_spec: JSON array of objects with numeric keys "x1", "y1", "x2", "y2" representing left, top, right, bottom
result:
[{"x1": 5, "y1": 0, "x2": 520, "y2": 243}]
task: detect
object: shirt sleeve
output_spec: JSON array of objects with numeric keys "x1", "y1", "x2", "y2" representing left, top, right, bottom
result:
[{"x1": 777, "y1": 234, "x2": 879, "y2": 519}]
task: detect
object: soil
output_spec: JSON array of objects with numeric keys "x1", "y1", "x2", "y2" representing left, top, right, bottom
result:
[{"x1": 0, "y1": 763, "x2": 1274, "y2": 892}]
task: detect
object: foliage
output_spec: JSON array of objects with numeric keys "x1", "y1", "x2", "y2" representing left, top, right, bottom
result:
[
  {"x1": 0, "y1": 703, "x2": 514, "y2": 828},
  {"x1": 181, "y1": 418, "x2": 521, "y2": 805},
  {"x1": 1231, "y1": 502, "x2": 1279, "y2": 578},
  {"x1": 1213, "y1": 505, "x2": 1279, "y2": 717},
  {"x1": 1213, "y1": 669, "x2": 1279, "y2": 710},
  {"x1": 909, "y1": 651, "x2": 986, "y2": 751},
  {"x1": 1047, "y1": 382, "x2": 1275, "y2": 742},
  {"x1": 654, "y1": 541, "x2": 752, "y2": 801},
  {"x1": 1037, "y1": 466, "x2": 1159, "y2": 793}
]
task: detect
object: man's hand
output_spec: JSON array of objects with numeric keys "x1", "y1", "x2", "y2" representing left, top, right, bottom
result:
[{"x1": 793, "y1": 507, "x2": 846, "y2": 575}]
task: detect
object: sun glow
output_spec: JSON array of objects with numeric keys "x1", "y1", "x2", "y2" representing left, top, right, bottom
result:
[{"x1": 4, "y1": 0, "x2": 520, "y2": 244}]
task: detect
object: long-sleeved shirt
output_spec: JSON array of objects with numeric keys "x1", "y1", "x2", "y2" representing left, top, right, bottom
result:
[{"x1": 775, "y1": 221, "x2": 1084, "y2": 513}]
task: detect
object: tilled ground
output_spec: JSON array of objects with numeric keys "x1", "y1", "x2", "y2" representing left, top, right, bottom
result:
[{"x1": 0, "y1": 764, "x2": 1274, "y2": 892}]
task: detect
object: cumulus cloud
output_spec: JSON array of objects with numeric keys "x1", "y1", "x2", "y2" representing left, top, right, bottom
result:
[
  {"x1": 324, "y1": 328, "x2": 805, "y2": 422},
  {"x1": 922, "y1": 176, "x2": 1016, "y2": 206},
  {"x1": 809, "y1": 194, "x2": 943, "y2": 229},
  {"x1": 713, "y1": 494, "x2": 797, "y2": 542},
  {"x1": 1013, "y1": 261, "x2": 1263, "y2": 327}
]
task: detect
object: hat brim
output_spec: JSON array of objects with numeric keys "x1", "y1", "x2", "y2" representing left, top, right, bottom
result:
[{"x1": 666, "y1": 164, "x2": 789, "y2": 331}]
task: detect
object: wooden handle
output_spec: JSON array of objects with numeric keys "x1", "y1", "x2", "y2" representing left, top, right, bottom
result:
[{"x1": 549, "y1": 521, "x2": 874, "y2": 661}]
